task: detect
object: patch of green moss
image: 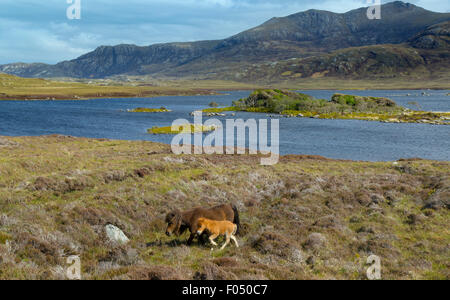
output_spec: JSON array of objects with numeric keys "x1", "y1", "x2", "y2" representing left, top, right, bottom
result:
[
  {"x1": 0, "y1": 231, "x2": 12, "y2": 244},
  {"x1": 202, "y1": 107, "x2": 237, "y2": 113},
  {"x1": 423, "y1": 264, "x2": 449, "y2": 280},
  {"x1": 148, "y1": 124, "x2": 220, "y2": 135},
  {"x1": 128, "y1": 107, "x2": 171, "y2": 113}
]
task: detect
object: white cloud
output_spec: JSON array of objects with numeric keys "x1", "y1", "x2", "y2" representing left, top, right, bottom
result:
[{"x1": 0, "y1": 18, "x2": 89, "y2": 63}]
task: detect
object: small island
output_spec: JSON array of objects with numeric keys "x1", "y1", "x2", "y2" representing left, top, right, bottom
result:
[
  {"x1": 205, "y1": 89, "x2": 450, "y2": 125},
  {"x1": 128, "y1": 107, "x2": 172, "y2": 113},
  {"x1": 148, "y1": 124, "x2": 219, "y2": 134}
]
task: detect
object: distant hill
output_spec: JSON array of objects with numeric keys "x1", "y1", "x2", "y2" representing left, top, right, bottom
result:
[
  {"x1": 230, "y1": 21, "x2": 450, "y2": 83},
  {"x1": 0, "y1": 1, "x2": 449, "y2": 82}
]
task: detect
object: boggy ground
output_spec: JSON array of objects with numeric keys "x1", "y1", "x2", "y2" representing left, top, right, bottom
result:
[{"x1": 0, "y1": 135, "x2": 448, "y2": 280}]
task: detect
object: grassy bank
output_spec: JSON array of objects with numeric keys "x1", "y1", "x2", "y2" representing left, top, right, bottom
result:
[
  {"x1": 0, "y1": 135, "x2": 448, "y2": 280},
  {"x1": 0, "y1": 74, "x2": 218, "y2": 100},
  {"x1": 114, "y1": 76, "x2": 450, "y2": 90},
  {"x1": 2, "y1": 73, "x2": 449, "y2": 102},
  {"x1": 258, "y1": 73, "x2": 450, "y2": 90}
]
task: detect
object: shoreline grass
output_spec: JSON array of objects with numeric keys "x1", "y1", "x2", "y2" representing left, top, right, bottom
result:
[{"x1": 201, "y1": 106, "x2": 450, "y2": 125}]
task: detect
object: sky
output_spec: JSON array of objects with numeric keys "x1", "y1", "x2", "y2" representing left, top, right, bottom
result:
[{"x1": 0, "y1": 0, "x2": 448, "y2": 64}]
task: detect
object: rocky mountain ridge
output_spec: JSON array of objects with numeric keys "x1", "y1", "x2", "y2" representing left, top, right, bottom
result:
[{"x1": 0, "y1": 1, "x2": 449, "y2": 82}]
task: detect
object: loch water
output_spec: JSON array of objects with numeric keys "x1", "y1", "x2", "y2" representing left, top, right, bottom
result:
[{"x1": 0, "y1": 90, "x2": 449, "y2": 161}]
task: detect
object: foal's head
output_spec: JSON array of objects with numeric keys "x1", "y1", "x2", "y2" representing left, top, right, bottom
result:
[{"x1": 196, "y1": 218, "x2": 209, "y2": 235}]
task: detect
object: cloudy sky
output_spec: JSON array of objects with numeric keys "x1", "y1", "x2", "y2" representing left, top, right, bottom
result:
[{"x1": 0, "y1": 0, "x2": 448, "y2": 64}]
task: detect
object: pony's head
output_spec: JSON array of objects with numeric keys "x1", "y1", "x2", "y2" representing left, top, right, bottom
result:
[{"x1": 165, "y1": 210, "x2": 182, "y2": 236}]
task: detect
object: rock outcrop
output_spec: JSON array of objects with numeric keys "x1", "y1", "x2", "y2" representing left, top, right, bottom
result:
[{"x1": 105, "y1": 224, "x2": 129, "y2": 245}]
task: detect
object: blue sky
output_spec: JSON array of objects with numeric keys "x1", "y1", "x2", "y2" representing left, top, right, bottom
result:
[{"x1": 0, "y1": 0, "x2": 448, "y2": 64}]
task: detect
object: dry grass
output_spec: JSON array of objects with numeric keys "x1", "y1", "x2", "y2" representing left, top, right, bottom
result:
[
  {"x1": 0, "y1": 74, "x2": 218, "y2": 100},
  {"x1": 0, "y1": 135, "x2": 448, "y2": 280},
  {"x1": 1, "y1": 73, "x2": 449, "y2": 103},
  {"x1": 272, "y1": 77, "x2": 450, "y2": 90},
  {"x1": 87, "y1": 76, "x2": 450, "y2": 91}
]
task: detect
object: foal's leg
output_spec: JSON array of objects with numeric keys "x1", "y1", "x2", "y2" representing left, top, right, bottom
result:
[
  {"x1": 209, "y1": 234, "x2": 219, "y2": 246},
  {"x1": 231, "y1": 235, "x2": 239, "y2": 248},
  {"x1": 220, "y1": 234, "x2": 231, "y2": 250}
]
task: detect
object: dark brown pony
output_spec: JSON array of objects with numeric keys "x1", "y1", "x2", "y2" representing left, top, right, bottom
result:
[{"x1": 165, "y1": 203, "x2": 240, "y2": 245}]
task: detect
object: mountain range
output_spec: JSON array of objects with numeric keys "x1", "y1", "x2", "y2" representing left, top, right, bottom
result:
[{"x1": 1, "y1": 1, "x2": 449, "y2": 83}]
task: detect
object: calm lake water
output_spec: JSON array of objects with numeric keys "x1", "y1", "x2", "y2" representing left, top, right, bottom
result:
[{"x1": 0, "y1": 90, "x2": 449, "y2": 161}]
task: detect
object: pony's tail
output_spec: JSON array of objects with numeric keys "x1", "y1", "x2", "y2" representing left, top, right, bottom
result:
[
  {"x1": 232, "y1": 204, "x2": 240, "y2": 235},
  {"x1": 232, "y1": 224, "x2": 238, "y2": 236}
]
